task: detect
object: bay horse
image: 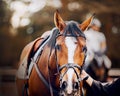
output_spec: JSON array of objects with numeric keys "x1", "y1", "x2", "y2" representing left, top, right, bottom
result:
[{"x1": 16, "y1": 11, "x2": 94, "y2": 96}]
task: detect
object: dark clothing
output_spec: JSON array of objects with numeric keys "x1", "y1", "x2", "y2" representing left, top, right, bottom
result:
[
  {"x1": 86, "y1": 78, "x2": 120, "y2": 96},
  {"x1": 86, "y1": 58, "x2": 108, "y2": 82}
]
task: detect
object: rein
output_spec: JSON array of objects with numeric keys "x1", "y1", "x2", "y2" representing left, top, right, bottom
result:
[{"x1": 25, "y1": 29, "x2": 87, "y2": 96}]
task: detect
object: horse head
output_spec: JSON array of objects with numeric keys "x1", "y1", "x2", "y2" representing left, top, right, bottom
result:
[{"x1": 45, "y1": 11, "x2": 94, "y2": 96}]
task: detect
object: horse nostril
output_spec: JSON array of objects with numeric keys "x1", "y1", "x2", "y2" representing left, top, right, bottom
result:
[
  {"x1": 73, "y1": 82, "x2": 79, "y2": 90},
  {"x1": 61, "y1": 81, "x2": 67, "y2": 90}
]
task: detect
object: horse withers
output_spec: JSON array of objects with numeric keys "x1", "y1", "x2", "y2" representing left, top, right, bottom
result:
[{"x1": 16, "y1": 11, "x2": 94, "y2": 96}]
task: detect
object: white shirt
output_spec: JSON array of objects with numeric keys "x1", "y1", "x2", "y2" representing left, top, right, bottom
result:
[
  {"x1": 85, "y1": 28, "x2": 106, "y2": 53},
  {"x1": 84, "y1": 28, "x2": 106, "y2": 66}
]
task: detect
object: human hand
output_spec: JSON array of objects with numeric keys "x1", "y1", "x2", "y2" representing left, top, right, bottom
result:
[{"x1": 80, "y1": 70, "x2": 93, "y2": 86}]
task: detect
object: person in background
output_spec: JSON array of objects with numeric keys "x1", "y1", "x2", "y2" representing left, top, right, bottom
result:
[
  {"x1": 84, "y1": 18, "x2": 111, "y2": 81},
  {"x1": 81, "y1": 70, "x2": 120, "y2": 96}
]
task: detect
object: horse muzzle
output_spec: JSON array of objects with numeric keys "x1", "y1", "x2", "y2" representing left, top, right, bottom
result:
[{"x1": 59, "y1": 90, "x2": 81, "y2": 96}]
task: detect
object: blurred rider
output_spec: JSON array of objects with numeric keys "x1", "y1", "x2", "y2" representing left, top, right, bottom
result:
[{"x1": 84, "y1": 18, "x2": 111, "y2": 80}]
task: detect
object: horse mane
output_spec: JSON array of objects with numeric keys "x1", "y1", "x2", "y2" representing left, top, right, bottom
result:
[
  {"x1": 47, "y1": 21, "x2": 86, "y2": 49},
  {"x1": 47, "y1": 28, "x2": 59, "y2": 48},
  {"x1": 64, "y1": 21, "x2": 86, "y2": 38}
]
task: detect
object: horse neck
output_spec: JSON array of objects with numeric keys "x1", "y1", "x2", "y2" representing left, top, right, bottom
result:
[{"x1": 37, "y1": 45, "x2": 56, "y2": 78}]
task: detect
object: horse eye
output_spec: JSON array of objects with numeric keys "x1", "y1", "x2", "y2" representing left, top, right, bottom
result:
[
  {"x1": 82, "y1": 46, "x2": 87, "y2": 53},
  {"x1": 56, "y1": 44, "x2": 61, "y2": 50}
]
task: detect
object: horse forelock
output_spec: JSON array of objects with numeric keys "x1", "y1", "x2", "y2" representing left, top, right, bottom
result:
[
  {"x1": 47, "y1": 21, "x2": 86, "y2": 50},
  {"x1": 64, "y1": 21, "x2": 86, "y2": 39}
]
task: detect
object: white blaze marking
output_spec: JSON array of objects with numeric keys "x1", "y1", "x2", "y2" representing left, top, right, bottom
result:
[{"x1": 65, "y1": 37, "x2": 77, "y2": 94}]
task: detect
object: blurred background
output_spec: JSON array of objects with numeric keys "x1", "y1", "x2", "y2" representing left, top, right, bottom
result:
[{"x1": 0, "y1": 0, "x2": 120, "y2": 96}]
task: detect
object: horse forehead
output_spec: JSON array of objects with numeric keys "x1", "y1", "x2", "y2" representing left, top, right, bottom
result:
[
  {"x1": 65, "y1": 37, "x2": 77, "y2": 63},
  {"x1": 65, "y1": 37, "x2": 77, "y2": 47},
  {"x1": 65, "y1": 37, "x2": 77, "y2": 54}
]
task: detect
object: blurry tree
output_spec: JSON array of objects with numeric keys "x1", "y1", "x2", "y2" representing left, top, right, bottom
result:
[
  {"x1": 0, "y1": 0, "x2": 120, "y2": 68},
  {"x1": 0, "y1": 0, "x2": 29, "y2": 67},
  {"x1": 0, "y1": 0, "x2": 13, "y2": 67}
]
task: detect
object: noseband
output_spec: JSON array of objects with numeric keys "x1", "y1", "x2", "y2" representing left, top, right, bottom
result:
[{"x1": 59, "y1": 63, "x2": 82, "y2": 84}]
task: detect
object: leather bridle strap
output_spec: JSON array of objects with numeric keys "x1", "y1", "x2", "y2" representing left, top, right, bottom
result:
[
  {"x1": 31, "y1": 58, "x2": 50, "y2": 89},
  {"x1": 59, "y1": 63, "x2": 82, "y2": 71},
  {"x1": 31, "y1": 58, "x2": 59, "y2": 96},
  {"x1": 59, "y1": 63, "x2": 82, "y2": 81},
  {"x1": 47, "y1": 46, "x2": 54, "y2": 96}
]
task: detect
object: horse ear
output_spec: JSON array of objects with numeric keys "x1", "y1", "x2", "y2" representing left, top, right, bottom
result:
[
  {"x1": 79, "y1": 14, "x2": 95, "y2": 32},
  {"x1": 54, "y1": 10, "x2": 66, "y2": 32}
]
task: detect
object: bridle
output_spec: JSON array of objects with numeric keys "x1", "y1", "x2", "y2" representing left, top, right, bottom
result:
[
  {"x1": 24, "y1": 29, "x2": 87, "y2": 96},
  {"x1": 53, "y1": 33, "x2": 87, "y2": 96},
  {"x1": 59, "y1": 63, "x2": 82, "y2": 82}
]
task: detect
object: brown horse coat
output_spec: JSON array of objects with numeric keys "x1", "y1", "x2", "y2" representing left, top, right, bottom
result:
[
  {"x1": 16, "y1": 37, "x2": 44, "y2": 96},
  {"x1": 16, "y1": 11, "x2": 94, "y2": 96},
  {"x1": 17, "y1": 37, "x2": 43, "y2": 79}
]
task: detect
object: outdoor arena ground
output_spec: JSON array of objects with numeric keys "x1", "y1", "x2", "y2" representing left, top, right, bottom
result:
[{"x1": 0, "y1": 68, "x2": 120, "y2": 96}]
